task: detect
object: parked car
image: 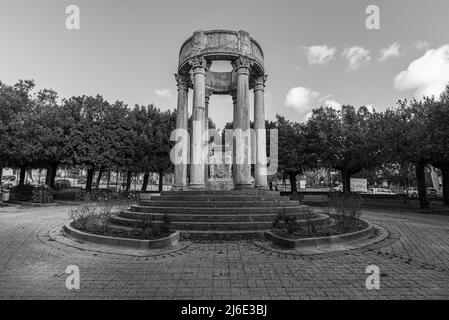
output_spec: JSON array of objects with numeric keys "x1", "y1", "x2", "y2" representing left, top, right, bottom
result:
[
  {"x1": 407, "y1": 187, "x2": 419, "y2": 198},
  {"x1": 370, "y1": 188, "x2": 396, "y2": 195},
  {"x1": 329, "y1": 185, "x2": 343, "y2": 192},
  {"x1": 55, "y1": 179, "x2": 71, "y2": 189},
  {"x1": 427, "y1": 187, "x2": 439, "y2": 197},
  {"x1": 77, "y1": 178, "x2": 87, "y2": 184}
]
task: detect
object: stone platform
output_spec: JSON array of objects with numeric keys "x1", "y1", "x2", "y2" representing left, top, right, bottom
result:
[{"x1": 110, "y1": 190, "x2": 326, "y2": 240}]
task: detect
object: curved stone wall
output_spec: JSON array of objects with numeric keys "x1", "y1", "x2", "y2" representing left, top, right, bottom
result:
[{"x1": 178, "y1": 30, "x2": 264, "y2": 74}]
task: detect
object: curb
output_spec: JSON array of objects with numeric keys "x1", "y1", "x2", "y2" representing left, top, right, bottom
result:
[
  {"x1": 268, "y1": 219, "x2": 375, "y2": 249},
  {"x1": 63, "y1": 222, "x2": 179, "y2": 249}
]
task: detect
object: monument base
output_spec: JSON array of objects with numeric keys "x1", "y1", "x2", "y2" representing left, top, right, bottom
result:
[{"x1": 207, "y1": 178, "x2": 234, "y2": 191}]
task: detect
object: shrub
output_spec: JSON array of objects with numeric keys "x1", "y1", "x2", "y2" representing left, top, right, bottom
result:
[
  {"x1": 302, "y1": 207, "x2": 318, "y2": 235},
  {"x1": 272, "y1": 209, "x2": 299, "y2": 235},
  {"x1": 161, "y1": 214, "x2": 172, "y2": 234},
  {"x1": 31, "y1": 186, "x2": 55, "y2": 203},
  {"x1": 328, "y1": 193, "x2": 362, "y2": 232}
]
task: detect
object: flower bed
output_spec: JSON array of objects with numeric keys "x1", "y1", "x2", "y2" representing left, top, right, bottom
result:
[{"x1": 64, "y1": 222, "x2": 179, "y2": 249}]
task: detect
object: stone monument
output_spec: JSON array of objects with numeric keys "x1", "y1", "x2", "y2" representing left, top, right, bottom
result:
[{"x1": 172, "y1": 30, "x2": 268, "y2": 190}]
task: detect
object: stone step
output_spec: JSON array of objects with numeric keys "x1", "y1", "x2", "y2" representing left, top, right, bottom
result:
[
  {"x1": 162, "y1": 190, "x2": 280, "y2": 196},
  {"x1": 179, "y1": 230, "x2": 269, "y2": 241},
  {"x1": 138, "y1": 200, "x2": 299, "y2": 208},
  {"x1": 130, "y1": 205, "x2": 308, "y2": 215},
  {"x1": 151, "y1": 195, "x2": 290, "y2": 202},
  {"x1": 116, "y1": 212, "x2": 329, "y2": 224}
]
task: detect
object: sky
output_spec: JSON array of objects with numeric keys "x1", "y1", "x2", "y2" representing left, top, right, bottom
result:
[{"x1": 1, "y1": 0, "x2": 449, "y2": 128}]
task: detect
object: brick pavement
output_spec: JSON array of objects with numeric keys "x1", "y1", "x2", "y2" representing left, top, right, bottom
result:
[{"x1": 0, "y1": 204, "x2": 448, "y2": 299}]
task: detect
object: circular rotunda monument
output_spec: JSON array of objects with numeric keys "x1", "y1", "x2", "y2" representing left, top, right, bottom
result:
[
  {"x1": 173, "y1": 29, "x2": 268, "y2": 190},
  {"x1": 110, "y1": 30, "x2": 317, "y2": 240}
]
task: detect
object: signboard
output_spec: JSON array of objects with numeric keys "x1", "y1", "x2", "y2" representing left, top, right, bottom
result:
[
  {"x1": 350, "y1": 178, "x2": 368, "y2": 193},
  {"x1": 299, "y1": 180, "x2": 306, "y2": 189}
]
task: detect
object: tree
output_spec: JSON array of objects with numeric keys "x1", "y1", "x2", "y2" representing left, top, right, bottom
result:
[
  {"x1": 0, "y1": 80, "x2": 36, "y2": 182},
  {"x1": 276, "y1": 115, "x2": 314, "y2": 194},
  {"x1": 428, "y1": 85, "x2": 449, "y2": 205},
  {"x1": 382, "y1": 99, "x2": 433, "y2": 209},
  {"x1": 306, "y1": 105, "x2": 383, "y2": 193},
  {"x1": 148, "y1": 109, "x2": 177, "y2": 192},
  {"x1": 131, "y1": 104, "x2": 165, "y2": 192},
  {"x1": 64, "y1": 95, "x2": 128, "y2": 192}
]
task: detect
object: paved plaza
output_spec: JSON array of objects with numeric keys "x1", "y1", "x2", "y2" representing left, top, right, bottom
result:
[{"x1": 0, "y1": 204, "x2": 448, "y2": 300}]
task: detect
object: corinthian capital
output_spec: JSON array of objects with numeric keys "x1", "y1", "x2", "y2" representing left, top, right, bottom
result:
[
  {"x1": 232, "y1": 56, "x2": 253, "y2": 71},
  {"x1": 253, "y1": 75, "x2": 268, "y2": 91},
  {"x1": 189, "y1": 56, "x2": 210, "y2": 71},
  {"x1": 175, "y1": 74, "x2": 191, "y2": 90}
]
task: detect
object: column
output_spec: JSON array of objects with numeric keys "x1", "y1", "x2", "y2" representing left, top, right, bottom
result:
[
  {"x1": 232, "y1": 57, "x2": 253, "y2": 189},
  {"x1": 253, "y1": 75, "x2": 268, "y2": 189},
  {"x1": 173, "y1": 74, "x2": 190, "y2": 190},
  {"x1": 204, "y1": 90, "x2": 212, "y2": 184},
  {"x1": 231, "y1": 91, "x2": 238, "y2": 184},
  {"x1": 189, "y1": 56, "x2": 209, "y2": 189}
]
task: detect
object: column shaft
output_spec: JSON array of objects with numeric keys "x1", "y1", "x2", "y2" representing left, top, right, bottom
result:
[
  {"x1": 204, "y1": 91, "x2": 211, "y2": 184},
  {"x1": 173, "y1": 75, "x2": 190, "y2": 190},
  {"x1": 232, "y1": 57, "x2": 253, "y2": 189},
  {"x1": 189, "y1": 57, "x2": 209, "y2": 189},
  {"x1": 254, "y1": 75, "x2": 268, "y2": 189}
]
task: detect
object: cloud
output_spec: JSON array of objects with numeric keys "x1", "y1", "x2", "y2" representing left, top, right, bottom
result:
[
  {"x1": 285, "y1": 87, "x2": 340, "y2": 121},
  {"x1": 379, "y1": 42, "x2": 401, "y2": 62},
  {"x1": 323, "y1": 99, "x2": 342, "y2": 110},
  {"x1": 365, "y1": 104, "x2": 375, "y2": 113},
  {"x1": 394, "y1": 44, "x2": 449, "y2": 97},
  {"x1": 342, "y1": 46, "x2": 371, "y2": 71},
  {"x1": 285, "y1": 87, "x2": 320, "y2": 110},
  {"x1": 303, "y1": 45, "x2": 337, "y2": 65},
  {"x1": 293, "y1": 65, "x2": 302, "y2": 72},
  {"x1": 413, "y1": 41, "x2": 430, "y2": 51},
  {"x1": 155, "y1": 89, "x2": 173, "y2": 99}
]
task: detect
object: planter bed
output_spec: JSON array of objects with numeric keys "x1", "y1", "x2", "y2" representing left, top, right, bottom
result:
[
  {"x1": 63, "y1": 221, "x2": 179, "y2": 249},
  {"x1": 269, "y1": 219, "x2": 375, "y2": 249}
]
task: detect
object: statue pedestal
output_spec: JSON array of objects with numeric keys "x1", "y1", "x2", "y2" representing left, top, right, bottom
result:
[{"x1": 207, "y1": 178, "x2": 234, "y2": 191}]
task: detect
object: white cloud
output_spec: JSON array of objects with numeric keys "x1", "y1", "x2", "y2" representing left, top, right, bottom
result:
[
  {"x1": 342, "y1": 46, "x2": 371, "y2": 71},
  {"x1": 379, "y1": 42, "x2": 401, "y2": 62},
  {"x1": 285, "y1": 87, "x2": 340, "y2": 121},
  {"x1": 303, "y1": 45, "x2": 337, "y2": 65},
  {"x1": 365, "y1": 104, "x2": 375, "y2": 113},
  {"x1": 413, "y1": 41, "x2": 430, "y2": 51},
  {"x1": 285, "y1": 87, "x2": 320, "y2": 110},
  {"x1": 394, "y1": 44, "x2": 449, "y2": 97},
  {"x1": 323, "y1": 99, "x2": 342, "y2": 110},
  {"x1": 155, "y1": 89, "x2": 173, "y2": 99}
]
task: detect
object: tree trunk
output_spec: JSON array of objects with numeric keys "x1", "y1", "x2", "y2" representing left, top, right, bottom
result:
[
  {"x1": 126, "y1": 171, "x2": 132, "y2": 191},
  {"x1": 19, "y1": 166, "x2": 26, "y2": 186},
  {"x1": 415, "y1": 163, "x2": 429, "y2": 209},
  {"x1": 158, "y1": 171, "x2": 163, "y2": 192},
  {"x1": 341, "y1": 169, "x2": 351, "y2": 193},
  {"x1": 106, "y1": 171, "x2": 111, "y2": 189},
  {"x1": 288, "y1": 172, "x2": 297, "y2": 194},
  {"x1": 45, "y1": 166, "x2": 52, "y2": 186},
  {"x1": 86, "y1": 168, "x2": 94, "y2": 192},
  {"x1": 442, "y1": 166, "x2": 449, "y2": 206},
  {"x1": 95, "y1": 168, "x2": 104, "y2": 190},
  {"x1": 0, "y1": 166, "x2": 3, "y2": 181},
  {"x1": 49, "y1": 163, "x2": 57, "y2": 189},
  {"x1": 141, "y1": 173, "x2": 149, "y2": 192}
]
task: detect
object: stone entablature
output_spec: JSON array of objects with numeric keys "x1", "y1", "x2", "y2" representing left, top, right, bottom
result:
[{"x1": 178, "y1": 30, "x2": 264, "y2": 76}]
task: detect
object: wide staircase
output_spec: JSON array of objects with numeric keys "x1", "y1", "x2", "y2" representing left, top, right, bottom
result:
[{"x1": 110, "y1": 190, "x2": 332, "y2": 240}]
